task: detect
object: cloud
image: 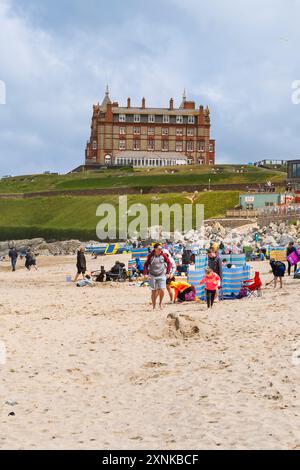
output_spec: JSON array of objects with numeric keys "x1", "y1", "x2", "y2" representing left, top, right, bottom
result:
[{"x1": 1, "y1": 0, "x2": 300, "y2": 176}]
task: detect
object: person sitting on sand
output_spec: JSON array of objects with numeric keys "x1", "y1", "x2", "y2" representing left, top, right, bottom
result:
[
  {"x1": 200, "y1": 267, "x2": 220, "y2": 309},
  {"x1": 143, "y1": 243, "x2": 172, "y2": 310},
  {"x1": 267, "y1": 259, "x2": 286, "y2": 289},
  {"x1": 74, "y1": 247, "x2": 86, "y2": 282},
  {"x1": 76, "y1": 274, "x2": 94, "y2": 287}
]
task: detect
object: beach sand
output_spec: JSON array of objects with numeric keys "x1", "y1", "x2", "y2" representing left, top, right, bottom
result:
[{"x1": 0, "y1": 254, "x2": 299, "y2": 450}]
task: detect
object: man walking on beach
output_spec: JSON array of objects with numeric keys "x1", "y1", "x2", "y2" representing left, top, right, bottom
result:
[
  {"x1": 144, "y1": 243, "x2": 172, "y2": 310},
  {"x1": 8, "y1": 246, "x2": 18, "y2": 272}
]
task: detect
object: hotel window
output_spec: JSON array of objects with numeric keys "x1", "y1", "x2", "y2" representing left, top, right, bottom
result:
[
  {"x1": 119, "y1": 140, "x2": 126, "y2": 151},
  {"x1": 148, "y1": 140, "x2": 155, "y2": 151},
  {"x1": 134, "y1": 114, "x2": 140, "y2": 123},
  {"x1": 176, "y1": 142, "x2": 183, "y2": 152},
  {"x1": 133, "y1": 140, "x2": 140, "y2": 151},
  {"x1": 148, "y1": 114, "x2": 155, "y2": 123},
  {"x1": 188, "y1": 116, "x2": 195, "y2": 124},
  {"x1": 209, "y1": 143, "x2": 214, "y2": 153},
  {"x1": 176, "y1": 128, "x2": 183, "y2": 136},
  {"x1": 187, "y1": 129, "x2": 194, "y2": 137},
  {"x1": 162, "y1": 128, "x2": 169, "y2": 136},
  {"x1": 198, "y1": 141, "x2": 205, "y2": 152},
  {"x1": 176, "y1": 115, "x2": 183, "y2": 124},
  {"x1": 119, "y1": 127, "x2": 126, "y2": 135},
  {"x1": 119, "y1": 114, "x2": 126, "y2": 122},
  {"x1": 162, "y1": 140, "x2": 169, "y2": 152},
  {"x1": 148, "y1": 127, "x2": 155, "y2": 135},
  {"x1": 92, "y1": 140, "x2": 97, "y2": 150},
  {"x1": 163, "y1": 115, "x2": 170, "y2": 124},
  {"x1": 133, "y1": 127, "x2": 141, "y2": 135},
  {"x1": 187, "y1": 141, "x2": 194, "y2": 152}
]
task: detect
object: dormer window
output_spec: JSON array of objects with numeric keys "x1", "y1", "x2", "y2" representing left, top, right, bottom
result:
[
  {"x1": 176, "y1": 115, "x2": 183, "y2": 124},
  {"x1": 148, "y1": 115, "x2": 155, "y2": 123},
  {"x1": 134, "y1": 114, "x2": 140, "y2": 123},
  {"x1": 119, "y1": 114, "x2": 126, "y2": 122}
]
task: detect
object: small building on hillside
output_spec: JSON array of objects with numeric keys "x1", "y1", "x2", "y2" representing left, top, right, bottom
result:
[{"x1": 240, "y1": 193, "x2": 285, "y2": 210}]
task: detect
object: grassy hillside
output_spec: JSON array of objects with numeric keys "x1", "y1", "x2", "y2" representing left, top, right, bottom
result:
[
  {"x1": 0, "y1": 191, "x2": 239, "y2": 241},
  {"x1": 0, "y1": 165, "x2": 286, "y2": 194}
]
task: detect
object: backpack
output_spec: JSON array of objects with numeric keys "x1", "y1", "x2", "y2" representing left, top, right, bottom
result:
[{"x1": 185, "y1": 286, "x2": 196, "y2": 302}]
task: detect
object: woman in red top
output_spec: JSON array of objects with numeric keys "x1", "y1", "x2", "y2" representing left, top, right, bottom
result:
[{"x1": 200, "y1": 267, "x2": 220, "y2": 309}]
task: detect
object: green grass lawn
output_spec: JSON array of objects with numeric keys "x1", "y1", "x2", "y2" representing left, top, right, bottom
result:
[
  {"x1": 0, "y1": 165, "x2": 286, "y2": 194},
  {"x1": 0, "y1": 191, "x2": 239, "y2": 240}
]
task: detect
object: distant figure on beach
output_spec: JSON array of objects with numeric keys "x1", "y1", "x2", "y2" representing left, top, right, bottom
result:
[
  {"x1": 143, "y1": 243, "x2": 172, "y2": 310},
  {"x1": 25, "y1": 249, "x2": 38, "y2": 271},
  {"x1": 200, "y1": 267, "x2": 220, "y2": 309},
  {"x1": 287, "y1": 241, "x2": 299, "y2": 276},
  {"x1": 74, "y1": 247, "x2": 87, "y2": 282},
  {"x1": 8, "y1": 247, "x2": 18, "y2": 272}
]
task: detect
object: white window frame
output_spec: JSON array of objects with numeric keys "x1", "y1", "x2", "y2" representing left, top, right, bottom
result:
[
  {"x1": 133, "y1": 127, "x2": 141, "y2": 135},
  {"x1": 163, "y1": 115, "x2": 169, "y2": 124},
  {"x1": 119, "y1": 127, "x2": 126, "y2": 135},
  {"x1": 162, "y1": 128, "x2": 169, "y2": 136},
  {"x1": 176, "y1": 142, "x2": 183, "y2": 152},
  {"x1": 148, "y1": 140, "x2": 155, "y2": 151},
  {"x1": 119, "y1": 114, "x2": 126, "y2": 122},
  {"x1": 187, "y1": 141, "x2": 194, "y2": 152},
  {"x1": 92, "y1": 141, "x2": 97, "y2": 150},
  {"x1": 148, "y1": 114, "x2": 155, "y2": 123},
  {"x1": 187, "y1": 129, "x2": 194, "y2": 137},
  {"x1": 176, "y1": 115, "x2": 183, "y2": 124},
  {"x1": 209, "y1": 144, "x2": 214, "y2": 153},
  {"x1": 119, "y1": 140, "x2": 126, "y2": 151},
  {"x1": 133, "y1": 140, "x2": 140, "y2": 151},
  {"x1": 148, "y1": 127, "x2": 155, "y2": 135},
  {"x1": 198, "y1": 141, "x2": 205, "y2": 152},
  {"x1": 162, "y1": 140, "x2": 169, "y2": 152},
  {"x1": 188, "y1": 116, "x2": 195, "y2": 124},
  {"x1": 176, "y1": 128, "x2": 183, "y2": 136},
  {"x1": 134, "y1": 114, "x2": 141, "y2": 123}
]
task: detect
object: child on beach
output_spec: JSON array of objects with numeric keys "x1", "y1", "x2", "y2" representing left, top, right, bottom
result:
[
  {"x1": 200, "y1": 267, "x2": 220, "y2": 309},
  {"x1": 267, "y1": 259, "x2": 286, "y2": 289}
]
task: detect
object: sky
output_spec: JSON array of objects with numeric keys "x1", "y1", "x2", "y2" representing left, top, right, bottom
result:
[{"x1": 0, "y1": 0, "x2": 300, "y2": 176}]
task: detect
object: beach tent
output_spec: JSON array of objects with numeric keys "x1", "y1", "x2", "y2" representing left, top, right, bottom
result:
[
  {"x1": 85, "y1": 244, "x2": 107, "y2": 255},
  {"x1": 222, "y1": 265, "x2": 251, "y2": 298}
]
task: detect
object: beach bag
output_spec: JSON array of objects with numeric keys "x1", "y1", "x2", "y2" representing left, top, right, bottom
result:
[
  {"x1": 185, "y1": 286, "x2": 196, "y2": 302},
  {"x1": 185, "y1": 290, "x2": 196, "y2": 302},
  {"x1": 236, "y1": 287, "x2": 248, "y2": 299},
  {"x1": 287, "y1": 250, "x2": 300, "y2": 266}
]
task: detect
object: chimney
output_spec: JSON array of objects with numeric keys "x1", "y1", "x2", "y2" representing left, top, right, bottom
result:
[
  {"x1": 169, "y1": 98, "x2": 174, "y2": 110},
  {"x1": 142, "y1": 97, "x2": 146, "y2": 109},
  {"x1": 127, "y1": 97, "x2": 131, "y2": 108}
]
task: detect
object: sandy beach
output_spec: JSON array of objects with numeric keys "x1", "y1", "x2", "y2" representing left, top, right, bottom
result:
[{"x1": 0, "y1": 254, "x2": 299, "y2": 450}]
